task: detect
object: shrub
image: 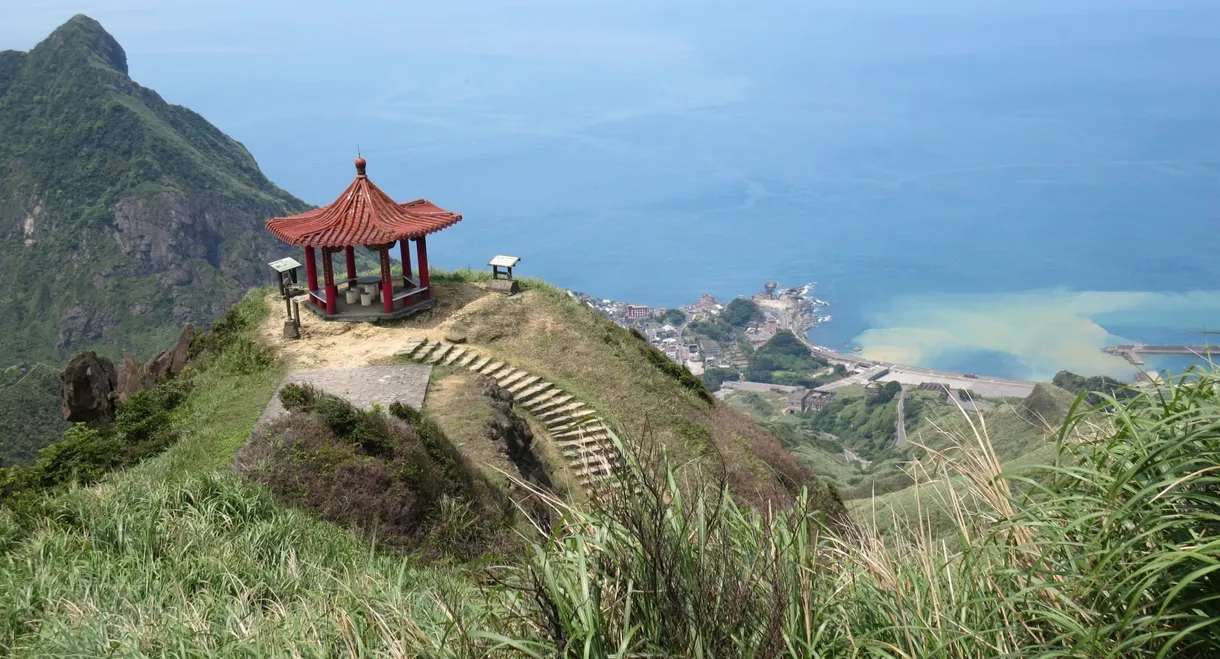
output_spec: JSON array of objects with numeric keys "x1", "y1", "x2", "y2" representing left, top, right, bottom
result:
[
  {"x1": 0, "y1": 379, "x2": 188, "y2": 510},
  {"x1": 239, "y1": 386, "x2": 514, "y2": 559}
]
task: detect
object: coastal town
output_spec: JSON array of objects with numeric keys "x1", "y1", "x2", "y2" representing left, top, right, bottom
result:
[
  {"x1": 568, "y1": 282, "x2": 831, "y2": 376},
  {"x1": 566, "y1": 282, "x2": 1043, "y2": 416}
]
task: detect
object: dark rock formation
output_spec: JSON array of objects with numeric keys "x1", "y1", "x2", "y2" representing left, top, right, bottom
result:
[
  {"x1": 483, "y1": 377, "x2": 553, "y2": 489},
  {"x1": 116, "y1": 325, "x2": 194, "y2": 402},
  {"x1": 61, "y1": 351, "x2": 117, "y2": 423}
]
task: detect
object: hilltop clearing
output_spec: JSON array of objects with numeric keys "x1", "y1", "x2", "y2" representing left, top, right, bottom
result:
[{"x1": 257, "y1": 275, "x2": 842, "y2": 512}]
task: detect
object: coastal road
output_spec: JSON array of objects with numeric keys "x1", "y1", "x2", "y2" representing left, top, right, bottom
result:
[{"x1": 878, "y1": 365, "x2": 1036, "y2": 399}]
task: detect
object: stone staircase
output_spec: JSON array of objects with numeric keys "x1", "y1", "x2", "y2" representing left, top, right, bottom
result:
[{"x1": 397, "y1": 338, "x2": 625, "y2": 491}]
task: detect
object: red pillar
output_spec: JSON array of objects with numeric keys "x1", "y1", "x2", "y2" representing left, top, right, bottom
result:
[
  {"x1": 379, "y1": 246, "x2": 394, "y2": 313},
  {"x1": 416, "y1": 236, "x2": 430, "y2": 300},
  {"x1": 323, "y1": 248, "x2": 337, "y2": 315},
  {"x1": 304, "y1": 246, "x2": 319, "y2": 306},
  {"x1": 399, "y1": 239, "x2": 412, "y2": 281},
  {"x1": 344, "y1": 246, "x2": 356, "y2": 282}
]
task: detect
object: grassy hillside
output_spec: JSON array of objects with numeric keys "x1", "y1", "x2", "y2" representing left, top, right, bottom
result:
[
  {"x1": 732, "y1": 379, "x2": 1079, "y2": 507},
  {"x1": 396, "y1": 274, "x2": 840, "y2": 512},
  {"x1": 0, "y1": 15, "x2": 310, "y2": 461},
  {"x1": 0, "y1": 364, "x2": 65, "y2": 467},
  {"x1": 2, "y1": 288, "x2": 1216, "y2": 655},
  {"x1": 0, "y1": 15, "x2": 306, "y2": 363}
]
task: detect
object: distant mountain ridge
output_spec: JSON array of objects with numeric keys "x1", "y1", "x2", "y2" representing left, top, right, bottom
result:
[
  {"x1": 0, "y1": 14, "x2": 307, "y2": 463},
  {"x1": 0, "y1": 14, "x2": 307, "y2": 362}
]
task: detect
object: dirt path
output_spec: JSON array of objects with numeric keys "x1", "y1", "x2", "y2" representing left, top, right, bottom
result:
[{"x1": 256, "y1": 284, "x2": 498, "y2": 369}]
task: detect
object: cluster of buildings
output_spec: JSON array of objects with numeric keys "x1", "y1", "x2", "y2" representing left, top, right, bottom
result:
[
  {"x1": 744, "y1": 317, "x2": 781, "y2": 345},
  {"x1": 568, "y1": 290, "x2": 732, "y2": 374},
  {"x1": 569, "y1": 291, "x2": 652, "y2": 322}
]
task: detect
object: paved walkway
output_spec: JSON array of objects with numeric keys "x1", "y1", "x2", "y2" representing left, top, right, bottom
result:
[{"x1": 255, "y1": 364, "x2": 432, "y2": 431}]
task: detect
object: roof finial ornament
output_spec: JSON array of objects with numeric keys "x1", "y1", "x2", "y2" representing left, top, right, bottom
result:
[{"x1": 355, "y1": 145, "x2": 366, "y2": 178}]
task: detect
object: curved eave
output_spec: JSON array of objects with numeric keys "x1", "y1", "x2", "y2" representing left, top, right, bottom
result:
[{"x1": 263, "y1": 175, "x2": 463, "y2": 247}]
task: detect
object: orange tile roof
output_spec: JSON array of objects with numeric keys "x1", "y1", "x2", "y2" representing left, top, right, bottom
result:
[{"x1": 265, "y1": 157, "x2": 462, "y2": 247}]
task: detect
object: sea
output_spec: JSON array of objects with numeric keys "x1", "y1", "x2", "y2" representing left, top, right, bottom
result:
[{"x1": 7, "y1": 0, "x2": 1220, "y2": 381}]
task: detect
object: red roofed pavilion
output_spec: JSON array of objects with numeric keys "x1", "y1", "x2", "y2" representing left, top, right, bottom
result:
[{"x1": 266, "y1": 156, "x2": 461, "y2": 320}]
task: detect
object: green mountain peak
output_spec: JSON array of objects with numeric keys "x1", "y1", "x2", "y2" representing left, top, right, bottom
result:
[
  {"x1": 32, "y1": 14, "x2": 129, "y2": 76},
  {"x1": 0, "y1": 15, "x2": 307, "y2": 459}
]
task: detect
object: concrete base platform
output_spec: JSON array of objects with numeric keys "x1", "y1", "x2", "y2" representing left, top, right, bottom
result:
[
  {"x1": 301, "y1": 296, "x2": 434, "y2": 323},
  {"x1": 254, "y1": 364, "x2": 432, "y2": 433}
]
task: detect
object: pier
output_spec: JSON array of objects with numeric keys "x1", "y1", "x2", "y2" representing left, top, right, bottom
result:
[{"x1": 1103, "y1": 344, "x2": 1220, "y2": 366}]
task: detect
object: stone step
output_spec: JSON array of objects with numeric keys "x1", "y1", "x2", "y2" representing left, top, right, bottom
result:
[
  {"x1": 468, "y1": 356, "x2": 492, "y2": 372},
  {"x1": 523, "y1": 388, "x2": 566, "y2": 410},
  {"x1": 554, "y1": 428, "x2": 609, "y2": 445},
  {"x1": 507, "y1": 375, "x2": 540, "y2": 394},
  {"x1": 415, "y1": 341, "x2": 445, "y2": 361},
  {"x1": 538, "y1": 401, "x2": 587, "y2": 422},
  {"x1": 499, "y1": 370, "x2": 531, "y2": 388},
  {"x1": 458, "y1": 352, "x2": 480, "y2": 368},
  {"x1": 552, "y1": 420, "x2": 604, "y2": 437},
  {"x1": 424, "y1": 343, "x2": 454, "y2": 364},
  {"x1": 399, "y1": 340, "x2": 426, "y2": 357},
  {"x1": 515, "y1": 382, "x2": 554, "y2": 403},
  {"x1": 532, "y1": 395, "x2": 579, "y2": 417},
  {"x1": 489, "y1": 364, "x2": 517, "y2": 380},
  {"x1": 546, "y1": 410, "x2": 599, "y2": 431},
  {"x1": 478, "y1": 361, "x2": 505, "y2": 375},
  {"x1": 561, "y1": 442, "x2": 618, "y2": 459},
  {"x1": 573, "y1": 462, "x2": 617, "y2": 480},
  {"x1": 442, "y1": 346, "x2": 468, "y2": 365}
]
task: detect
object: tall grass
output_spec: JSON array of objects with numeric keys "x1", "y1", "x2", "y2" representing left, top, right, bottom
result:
[{"x1": 488, "y1": 369, "x2": 1220, "y2": 657}]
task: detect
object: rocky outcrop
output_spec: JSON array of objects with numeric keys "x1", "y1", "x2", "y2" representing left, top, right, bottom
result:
[
  {"x1": 483, "y1": 377, "x2": 553, "y2": 489},
  {"x1": 61, "y1": 351, "x2": 118, "y2": 423},
  {"x1": 116, "y1": 325, "x2": 194, "y2": 401}
]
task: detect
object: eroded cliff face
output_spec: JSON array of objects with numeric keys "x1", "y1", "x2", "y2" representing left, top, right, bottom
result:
[{"x1": 0, "y1": 15, "x2": 307, "y2": 362}]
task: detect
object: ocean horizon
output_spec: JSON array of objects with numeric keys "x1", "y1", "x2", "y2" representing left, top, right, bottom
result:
[{"x1": 5, "y1": 0, "x2": 1219, "y2": 382}]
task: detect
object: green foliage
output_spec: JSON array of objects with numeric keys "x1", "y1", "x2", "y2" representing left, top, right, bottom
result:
[
  {"x1": 0, "y1": 16, "x2": 303, "y2": 465},
  {"x1": 491, "y1": 372, "x2": 1220, "y2": 657},
  {"x1": 0, "y1": 363, "x2": 67, "y2": 467},
  {"x1": 237, "y1": 384, "x2": 513, "y2": 558},
  {"x1": 0, "y1": 379, "x2": 188, "y2": 511},
  {"x1": 1052, "y1": 369, "x2": 1138, "y2": 406},
  {"x1": 687, "y1": 297, "x2": 761, "y2": 343},
  {"x1": 744, "y1": 330, "x2": 828, "y2": 385},
  {"x1": 806, "y1": 392, "x2": 902, "y2": 457},
  {"x1": 701, "y1": 366, "x2": 738, "y2": 391},
  {"x1": 688, "y1": 318, "x2": 733, "y2": 342},
  {"x1": 0, "y1": 18, "x2": 305, "y2": 364},
  {"x1": 868, "y1": 380, "x2": 902, "y2": 406},
  {"x1": 0, "y1": 470, "x2": 497, "y2": 656},
  {"x1": 0, "y1": 291, "x2": 274, "y2": 511},
  {"x1": 658, "y1": 307, "x2": 686, "y2": 325},
  {"x1": 720, "y1": 298, "x2": 762, "y2": 328}
]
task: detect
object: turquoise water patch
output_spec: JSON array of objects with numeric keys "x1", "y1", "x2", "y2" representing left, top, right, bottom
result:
[{"x1": 853, "y1": 289, "x2": 1220, "y2": 381}]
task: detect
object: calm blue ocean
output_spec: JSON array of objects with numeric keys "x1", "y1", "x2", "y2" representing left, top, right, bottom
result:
[{"x1": 8, "y1": 0, "x2": 1220, "y2": 380}]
